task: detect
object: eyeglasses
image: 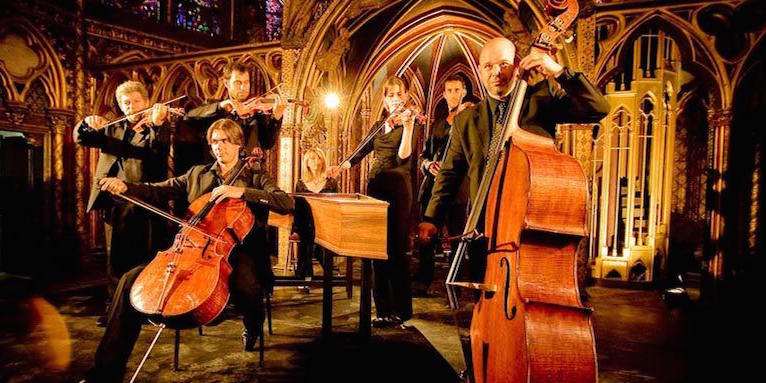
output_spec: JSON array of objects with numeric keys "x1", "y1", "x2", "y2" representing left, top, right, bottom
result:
[{"x1": 481, "y1": 61, "x2": 514, "y2": 71}]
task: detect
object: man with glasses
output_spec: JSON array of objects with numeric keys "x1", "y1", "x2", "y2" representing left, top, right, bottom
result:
[{"x1": 417, "y1": 37, "x2": 610, "y2": 281}]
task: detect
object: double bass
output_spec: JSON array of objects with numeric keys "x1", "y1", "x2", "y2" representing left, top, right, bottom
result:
[{"x1": 445, "y1": 1, "x2": 597, "y2": 382}]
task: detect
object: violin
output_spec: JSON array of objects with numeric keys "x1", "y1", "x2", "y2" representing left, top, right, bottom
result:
[
  {"x1": 328, "y1": 97, "x2": 423, "y2": 178},
  {"x1": 103, "y1": 95, "x2": 187, "y2": 130},
  {"x1": 130, "y1": 106, "x2": 185, "y2": 132},
  {"x1": 385, "y1": 99, "x2": 427, "y2": 127},
  {"x1": 222, "y1": 94, "x2": 309, "y2": 118}
]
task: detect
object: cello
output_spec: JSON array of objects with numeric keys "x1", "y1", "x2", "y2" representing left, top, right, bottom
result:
[
  {"x1": 445, "y1": 1, "x2": 597, "y2": 382},
  {"x1": 125, "y1": 152, "x2": 256, "y2": 328},
  {"x1": 109, "y1": 151, "x2": 258, "y2": 382}
]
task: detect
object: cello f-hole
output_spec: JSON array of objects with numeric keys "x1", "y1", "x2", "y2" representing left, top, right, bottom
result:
[{"x1": 500, "y1": 257, "x2": 517, "y2": 320}]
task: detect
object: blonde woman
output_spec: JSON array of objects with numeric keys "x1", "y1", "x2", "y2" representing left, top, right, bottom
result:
[
  {"x1": 296, "y1": 148, "x2": 339, "y2": 194},
  {"x1": 292, "y1": 148, "x2": 339, "y2": 284}
]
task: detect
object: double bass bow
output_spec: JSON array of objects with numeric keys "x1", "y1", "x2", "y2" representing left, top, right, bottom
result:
[{"x1": 445, "y1": 1, "x2": 597, "y2": 382}]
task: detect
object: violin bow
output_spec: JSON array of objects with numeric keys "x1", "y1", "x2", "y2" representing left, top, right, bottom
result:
[{"x1": 100, "y1": 95, "x2": 186, "y2": 129}]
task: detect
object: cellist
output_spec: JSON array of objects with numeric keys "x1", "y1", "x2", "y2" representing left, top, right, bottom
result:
[
  {"x1": 80, "y1": 119, "x2": 294, "y2": 383},
  {"x1": 417, "y1": 37, "x2": 610, "y2": 280}
]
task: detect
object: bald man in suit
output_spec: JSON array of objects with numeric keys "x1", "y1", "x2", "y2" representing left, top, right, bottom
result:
[{"x1": 418, "y1": 37, "x2": 610, "y2": 280}]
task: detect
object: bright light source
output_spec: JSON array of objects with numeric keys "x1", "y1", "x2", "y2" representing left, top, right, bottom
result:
[{"x1": 323, "y1": 92, "x2": 341, "y2": 109}]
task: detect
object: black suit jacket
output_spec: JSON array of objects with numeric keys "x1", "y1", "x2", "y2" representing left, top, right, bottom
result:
[
  {"x1": 184, "y1": 102, "x2": 281, "y2": 152},
  {"x1": 424, "y1": 69, "x2": 610, "y2": 225},
  {"x1": 125, "y1": 162, "x2": 294, "y2": 289},
  {"x1": 74, "y1": 120, "x2": 171, "y2": 212},
  {"x1": 417, "y1": 118, "x2": 469, "y2": 208}
]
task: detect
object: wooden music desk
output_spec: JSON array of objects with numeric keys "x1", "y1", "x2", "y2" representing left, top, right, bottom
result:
[{"x1": 269, "y1": 193, "x2": 388, "y2": 340}]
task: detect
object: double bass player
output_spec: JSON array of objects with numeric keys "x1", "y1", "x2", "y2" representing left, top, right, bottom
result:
[{"x1": 417, "y1": 37, "x2": 610, "y2": 279}]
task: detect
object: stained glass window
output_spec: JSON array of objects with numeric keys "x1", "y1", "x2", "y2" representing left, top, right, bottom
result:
[
  {"x1": 99, "y1": 0, "x2": 161, "y2": 21},
  {"x1": 174, "y1": 0, "x2": 223, "y2": 36},
  {"x1": 265, "y1": 0, "x2": 283, "y2": 41}
]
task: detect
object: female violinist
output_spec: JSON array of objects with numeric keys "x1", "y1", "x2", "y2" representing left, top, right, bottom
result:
[
  {"x1": 328, "y1": 76, "x2": 421, "y2": 328},
  {"x1": 81, "y1": 119, "x2": 293, "y2": 382}
]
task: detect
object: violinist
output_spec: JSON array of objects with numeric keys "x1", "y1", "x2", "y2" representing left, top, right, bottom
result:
[
  {"x1": 412, "y1": 74, "x2": 472, "y2": 297},
  {"x1": 417, "y1": 37, "x2": 610, "y2": 281},
  {"x1": 80, "y1": 119, "x2": 293, "y2": 382},
  {"x1": 74, "y1": 80, "x2": 173, "y2": 326},
  {"x1": 327, "y1": 76, "x2": 421, "y2": 328},
  {"x1": 185, "y1": 60, "x2": 285, "y2": 160}
]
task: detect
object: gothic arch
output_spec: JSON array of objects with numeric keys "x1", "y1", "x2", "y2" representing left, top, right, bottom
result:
[
  {"x1": 291, "y1": 0, "x2": 560, "y2": 134},
  {"x1": 0, "y1": 17, "x2": 67, "y2": 108},
  {"x1": 595, "y1": 11, "x2": 729, "y2": 109},
  {"x1": 111, "y1": 50, "x2": 151, "y2": 64}
]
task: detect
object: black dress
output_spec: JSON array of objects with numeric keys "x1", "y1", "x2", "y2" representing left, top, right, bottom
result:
[
  {"x1": 293, "y1": 177, "x2": 339, "y2": 279},
  {"x1": 349, "y1": 119, "x2": 420, "y2": 320}
]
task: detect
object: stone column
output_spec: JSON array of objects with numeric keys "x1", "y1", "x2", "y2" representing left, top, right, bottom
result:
[
  {"x1": 576, "y1": 12, "x2": 597, "y2": 81},
  {"x1": 47, "y1": 113, "x2": 69, "y2": 238},
  {"x1": 276, "y1": 48, "x2": 299, "y2": 268},
  {"x1": 74, "y1": 0, "x2": 89, "y2": 247},
  {"x1": 357, "y1": 105, "x2": 371, "y2": 194},
  {"x1": 706, "y1": 108, "x2": 732, "y2": 280}
]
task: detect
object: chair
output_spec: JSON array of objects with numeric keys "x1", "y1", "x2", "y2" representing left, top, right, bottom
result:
[{"x1": 172, "y1": 294, "x2": 273, "y2": 370}]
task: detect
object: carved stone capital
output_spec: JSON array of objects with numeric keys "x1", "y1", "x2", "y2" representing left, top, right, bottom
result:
[
  {"x1": 4, "y1": 109, "x2": 27, "y2": 125},
  {"x1": 707, "y1": 108, "x2": 732, "y2": 129},
  {"x1": 46, "y1": 109, "x2": 74, "y2": 134},
  {"x1": 280, "y1": 123, "x2": 297, "y2": 137}
]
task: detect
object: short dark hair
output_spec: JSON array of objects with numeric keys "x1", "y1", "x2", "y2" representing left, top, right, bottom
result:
[
  {"x1": 444, "y1": 74, "x2": 466, "y2": 88},
  {"x1": 222, "y1": 60, "x2": 251, "y2": 81}
]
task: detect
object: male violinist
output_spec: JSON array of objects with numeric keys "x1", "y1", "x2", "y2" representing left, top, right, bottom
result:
[
  {"x1": 82, "y1": 119, "x2": 294, "y2": 382},
  {"x1": 412, "y1": 74, "x2": 472, "y2": 297},
  {"x1": 417, "y1": 37, "x2": 610, "y2": 281},
  {"x1": 185, "y1": 60, "x2": 286, "y2": 160},
  {"x1": 74, "y1": 80, "x2": 173, "y2": 326}
]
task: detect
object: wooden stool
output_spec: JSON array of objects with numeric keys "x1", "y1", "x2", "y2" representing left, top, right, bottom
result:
[{"x1": 283, "y1": 236, "x2": 300, "y2": 274}]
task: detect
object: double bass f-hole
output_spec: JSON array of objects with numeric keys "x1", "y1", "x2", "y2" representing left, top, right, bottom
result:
[{"x1": 500, "y1": 256, "x2": 517, "y2": 320}]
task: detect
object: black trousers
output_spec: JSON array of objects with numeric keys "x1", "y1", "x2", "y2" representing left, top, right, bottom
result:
[
  {"x1": 88, "y1": 251, "x2": 265, "y2": 382},
  {"x1": 367, "y1": 170, "x2": 413, "y2": 320}
]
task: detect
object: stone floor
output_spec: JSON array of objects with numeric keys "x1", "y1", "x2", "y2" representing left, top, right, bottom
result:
[{"x1": 0, "y1": 259, "x2": 751, "y2": 383}]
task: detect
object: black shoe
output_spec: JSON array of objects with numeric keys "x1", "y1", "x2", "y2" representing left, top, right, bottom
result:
[
  {"x1": 96, "y1": 314, "x2": 107, "y2": 327},
  {"x1": 242, "y1": 328, "x2": 258, "y2": 352},
  {"x1": 372, "y1": 317, "x2": 390, "y2": 328},
  {"x1": 372, "y1": 315, "x2": 404, "y2": 328}
]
